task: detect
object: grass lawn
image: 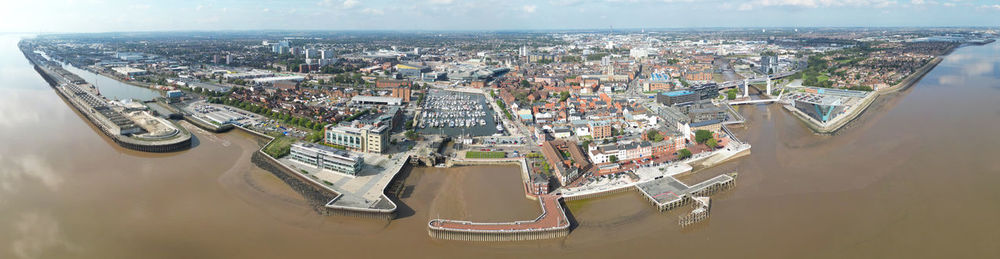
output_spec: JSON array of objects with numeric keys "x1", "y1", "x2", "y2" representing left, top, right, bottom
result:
[
  {"x1": 466, "y1": 151, "x2": 506, "y2": 159},
  {"x1": 263, "y1": 136, "x2": 296, "y2": 158}
]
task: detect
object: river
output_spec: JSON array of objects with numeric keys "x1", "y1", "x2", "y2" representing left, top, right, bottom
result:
[{"x1": 1, "y1": 34, "x2": 998, "y2": 258}]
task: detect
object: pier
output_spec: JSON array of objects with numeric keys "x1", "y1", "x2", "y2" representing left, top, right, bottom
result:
[
  {"x1": 427, "y1": 194, "x2": 571, "y2": 242},
  {"x1": 636, "y1": 173, "x2": 736, "y2": 212}
]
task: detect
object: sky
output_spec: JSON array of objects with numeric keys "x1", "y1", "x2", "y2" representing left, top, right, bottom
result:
[{"x1": 2, "y1": 0, "x2": 1000, "y2": 33}]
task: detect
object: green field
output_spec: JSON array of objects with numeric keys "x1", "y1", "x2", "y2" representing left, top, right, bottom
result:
[
  {"x1": 263, "y1": 136, "x2": 296, "y2": 158},
  {"x1": 465, "y1": 151, "x2": 506, "y2": 159}
]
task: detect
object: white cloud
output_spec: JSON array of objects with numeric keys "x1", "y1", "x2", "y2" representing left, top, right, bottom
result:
[
  {"x1": 523, "y1": 4, "x2": 538, "y2": 13},
  {"x1": 343, "y1": 0, "x2": 361, "y2": 8},
  {"x1": 428, "y1": 0, "x2": 456, "y2": 4},
  {"x1": 195, "y1": 4, "x2": 204, "y2": 11},
  {"x1": 361, "y1": 8, "x2": 384, "y2": 15}
]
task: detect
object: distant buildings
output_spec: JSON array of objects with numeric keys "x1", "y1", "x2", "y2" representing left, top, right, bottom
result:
[
  {"x1": 351, "y1": 96, "x2": 403, "y2": 106},
  {"x1": 271, "y1": 40, "x2": 290, "y2": 54},
  {"x1": 289, "y1": 143, "x2": 364, "y2": 176},
  {"x1": 760, "y1": 55, "x2": 778, "y2": 74},
  {"x1": 111, "y1": 67, "x2": 147, "y2": 77},
  {"x1": 396, "y1": 63, "x2": 431, "y2": 78}
]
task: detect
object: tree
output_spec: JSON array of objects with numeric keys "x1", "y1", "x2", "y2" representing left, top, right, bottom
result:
[
  {"x1": 405, "y1": 130, "x2": 420, "y2": 140},
  {"x1": 727, "y1": 89, "x2": 738, "y2": 100},
  {"x1": 677, "y1": 149, "x2": 692, "y2": 160},
  {"x1": 646, "y1": 129, "x2": 663, "y2": 142},
  {"x1": 695, "y1": 130, "x2": 713, "y2": 144},
  {"x1": 559, "y1": 91, "x2": 570, "y2": 102},
  {"x1": 706, "y1": 138, "x2": 718, "y2": 149},
  {"x1": 520, "y1": 79, "x2": 531, "y2": 88},
  {"x1": 609, "y1": 155, "x2": 619, "y2": 163}
]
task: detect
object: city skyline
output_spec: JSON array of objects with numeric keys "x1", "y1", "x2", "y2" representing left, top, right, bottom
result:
[{"x1": 3, "y1": 0, "x2": 1000, "y2": 33}]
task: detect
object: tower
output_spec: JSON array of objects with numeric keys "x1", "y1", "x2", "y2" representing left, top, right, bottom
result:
[
  {"x1": 743, "y1": 79, "x2": 749, "y2": 98},
  {"x1": 766, "y1": 76, "x2": 772, "y2": 96}
]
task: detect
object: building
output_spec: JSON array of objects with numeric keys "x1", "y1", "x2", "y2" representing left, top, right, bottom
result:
[
  {"x1": 790, "y1": 93, "x2": 846, "y2": 123},
  {"x1": 391, "y1": 87, "x2": 411, "y2": 103},
  {"x1": 376, "y1": 79, "x2": 411, "y2": 88},
  {"x1": 111, "y1": 67, "x2": 147, "y2": 77},
  {"x1": 320, "y1": 49, "x2": 334, "y2": 60},
  {"x1": 324, "y1": 124, "x2": 390, "y2": 154},
  {"x1": 760, "y1": 55, "x2": 778, "y2": 74},
  {"x1": 529, "y1": 174, "x2": 550, "y2": 195},
  {"x1": 541, "y1": 140, "x2": 586, "y2": 186},
  {"x1": 588, "y1": 141, "x2": 653, "y2": 165},
  {"x1": 289, "y1": 143, "x2": 364, "y2": 176},
  {"x1": 396, "y1": 64, "x2": 431, "y2": 78},
  {"x1": 681, "y1": 100, "x2": 728, "y2": 123},
  {"x1": 588, "y1": 121, "x2": 613, "y2": 139},
  {"x1": 351, "y1": 96, "x2": 403, "y2": 106},
  {"x1": 657, "y1": 90, "x2": 698, "y2": 106},
  {"x1": 656, "y1": 83, "x2": 719, "y2": 106}
]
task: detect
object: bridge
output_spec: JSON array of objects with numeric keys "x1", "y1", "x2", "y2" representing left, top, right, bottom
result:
[
  {"x1": 729, "y1": 87, "x2": 786, "y2": 105},
  {"x1": 718, "y1": 71, "x2": 797, "y2": 89}
]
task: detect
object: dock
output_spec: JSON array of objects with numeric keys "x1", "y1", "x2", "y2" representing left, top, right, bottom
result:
[{"x1": 21, "y1": 44, "x2": 192, "y2": 152}]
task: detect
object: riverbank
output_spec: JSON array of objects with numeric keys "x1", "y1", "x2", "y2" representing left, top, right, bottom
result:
[{"x1": 786, "y1": 53, "x2": 947, "y2": 134}]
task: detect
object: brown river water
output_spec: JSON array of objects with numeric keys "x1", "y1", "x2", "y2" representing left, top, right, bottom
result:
[{"x1": 1, "y1": 34, "x2": 998, "y2": 258}]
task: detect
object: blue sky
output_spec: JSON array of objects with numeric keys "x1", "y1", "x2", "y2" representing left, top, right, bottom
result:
[{"x1": 2, "y1": 0, "x2": 999, "y2": 32}]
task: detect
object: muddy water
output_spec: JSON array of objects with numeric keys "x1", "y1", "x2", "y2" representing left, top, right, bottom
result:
[{"x1": 2, "y1": 32, "x2": 999, "y2": 258}]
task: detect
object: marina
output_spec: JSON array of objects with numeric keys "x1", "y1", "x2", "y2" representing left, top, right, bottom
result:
[{"x1": 417, "y1": 89, "x2": 501, "y2": 137}]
